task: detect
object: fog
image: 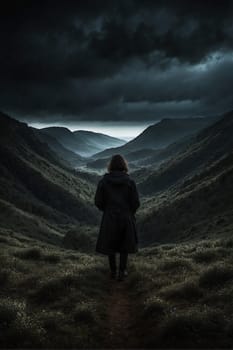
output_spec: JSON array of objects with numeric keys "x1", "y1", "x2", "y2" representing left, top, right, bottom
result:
[{"x1": 29, "y1": 121, "x2": 156, "y2": 141}]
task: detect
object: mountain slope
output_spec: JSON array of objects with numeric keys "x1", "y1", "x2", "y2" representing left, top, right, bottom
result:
[
  {"x1": 137, "y1": 110, "x2": 233, "y2": 246},
  {"x1": 93, "y1": 117, "x2": 217, "y2": 159},
  {"x1": 137, "y1": 135, "x2": 193, "y2": 167},
  {"x1": 41, "y1": 127, "x2": 125, "y2": 157},
  {"x1": 139, "y1": 152, "x2": 233, "y2": 246},
  {"x1": 0, "y1": 112, "x2": 98, "y2": 244},
  {"x1": 33, "y1": 128, "x2": 84, "y2": 168},
  {"x1": 138, "y1": 110, "x2": 233, "y2": 195},
  {"x1": 40, "y1": 127, "x2": 87, "y2": 156},
  {"x1": 73, "y1": 130, "x2": 125, "y2": 155}
]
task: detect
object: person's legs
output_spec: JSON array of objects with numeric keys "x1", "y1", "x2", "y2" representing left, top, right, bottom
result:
[
  {"x1": 119, "y1": 252, "x2": 128, "y2": 272},
  {"x1": 108, "y1": 254, "x2": 116, "y2": 274},
  {"x1": 118, "y1": 252, "x2": 128, "y2": 281}
]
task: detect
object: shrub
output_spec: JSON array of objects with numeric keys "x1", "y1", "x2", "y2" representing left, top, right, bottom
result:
[
  {"x1": 62, "y1": 228, "x2": 94, "y2": 251},
  {"x1": 0, "y1": 269, "x2": 9, "y2": 286},
  {"x1": 0, "y1": 299, "x2": 18, "y2": 330},
  {"x1": 17, "y1": 276, "x2": 39, "y2": 289},
  {"x1": 0, "y1": 298, "x2": 45, "y2": 348},
  {"x1": 14, "y1": 248, "x2": 42, "y2": 260},
  {"x1": 8, "y1": 321, "x2": 44, "y2": 348},
  {"x1": 192, "y1": 249, "x2": 218, "y2": 263},
  {"x1": 43, "y1": 253, "x2": 61, "y2": 263},
  {"x1": 139, "y1": 247, "x2": 160, "y2": 256},
  {"x1": 222, "y1": 238, "x2": 233, "y2": 248},
  {"x1": 32, "y1": 274, "x2": 80, "y2": 303},
  {"x1": 154, "y1": 309, "x2": 226, "y2": 348},
  {"x1": 199, "y1": 264, "x2": 233, "y2": 288},
  {"x1": 161, "y1": 281, "x2": 203, "y2": 301},
  {"x1": 31, "y1": 279, "x2": 62, "y2": 303},
  {"x1": 73, "y1": 303, "x2": 96, "y2": 324},
  {"x1": 142, "y1": 296, "x2": 167, "y2": 319},
  {"x1": 0, "y1": 236, "x2": 9, "y2": 244},
  {"x1": 225, "y1": 319, "x2": 233, "y2": 337},
  {"x1": 127, "y1": 270, "x2": 142, "y2": 287},
  {"x1": 64, "y1": 253, "x2": 81, "y2": 260},
  {"x1": 161, "y1": 244, "x2": 175, "y2": 250},
  {"x1": 157, "y1": 258, "x2": 192, "y2": 271},
  {"x1": 41, "y1": 310, "x2": 65, "y2": 332}
]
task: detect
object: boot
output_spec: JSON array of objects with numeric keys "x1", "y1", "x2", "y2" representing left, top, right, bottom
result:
[
  {"x1": 117, "y1": 269, "x2": 127, "y2": 281},
  {"x1": 110, "y1": 270, "x2": 117, "y2": 279}
]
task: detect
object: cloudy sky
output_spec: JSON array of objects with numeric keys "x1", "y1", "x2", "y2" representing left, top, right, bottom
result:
[{"x1": 1, "y1": 0, "x2": 233, "y2": 138}]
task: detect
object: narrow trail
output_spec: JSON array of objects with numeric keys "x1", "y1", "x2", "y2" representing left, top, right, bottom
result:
[{"x1": 102, "y1": 276, "x2": 143, "y2": 349}]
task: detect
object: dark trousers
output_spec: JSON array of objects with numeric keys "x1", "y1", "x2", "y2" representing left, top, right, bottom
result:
[{"x1": 108, "y1": 253, "x2": 128, "y2": 272}]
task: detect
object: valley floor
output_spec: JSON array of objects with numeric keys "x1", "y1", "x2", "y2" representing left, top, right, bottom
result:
[{"x1": 1, "y1": 230, "x2": 233, "y2": 348}]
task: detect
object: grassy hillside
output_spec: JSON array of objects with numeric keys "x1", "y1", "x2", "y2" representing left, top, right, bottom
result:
[
  {"x1": 33, "y1": 128, "x2": 85, "y2": 168},
  {"x1": 1, "y1": 228, "x2": 233, "y2": 349},
  {"x1": 129, "y1": 237, "x2": 233, "y2": 348},
  {"x1": 138, "y1": 136, "x2": 193, "y2": 167},
  {"x1": 138, "y1": 110, "x2": 233, "y2": 195},
  {"x1": 136, "y1": 110, "x2": 233, "y2": 246},
  {"x1": 138, "y1": 152, "x2": 233, "y2": 246},
  {"x1": 73, "y1": 130, "x2": 125, "y2": 155},
  {"x1": 41, "y1": 127, "x2": 89, "y2": 156},
  {"x1": 0, "y1": 230, "x2": 109, "y2": 349},
  {"x1": 93, "y1": 117, "x2": 217, "y2": 159},
  {"x1": 0, "y1": 112, "x2": 98, "y2": 244}
]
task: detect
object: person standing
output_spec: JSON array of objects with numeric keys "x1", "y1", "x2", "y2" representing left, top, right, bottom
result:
[{"x1": 94, "y1": 154, "x2": 140, "y2": 281}]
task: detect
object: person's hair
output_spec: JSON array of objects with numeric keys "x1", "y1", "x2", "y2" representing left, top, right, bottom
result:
[{"x1": 107, "y1": 154, "x2": 128, "y2": 173}]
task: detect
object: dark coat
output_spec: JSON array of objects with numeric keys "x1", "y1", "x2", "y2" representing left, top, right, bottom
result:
[{"x1": 94, "y1": 170, "x2": 140, "y2": 255}]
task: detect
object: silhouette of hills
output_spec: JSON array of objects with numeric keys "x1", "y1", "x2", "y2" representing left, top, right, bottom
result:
[
  {"x1": 138, "y1": 110, "x2": 233, "y2": 245},
  {"x1": 0, "y1": 112, "x2": 98, "y2": 244},
  {"x1": 41, "y1": 127, "x2": 125, "y2": 157},
  {"x1": 139, "y1": 110, "x2": 233, "y2": 194},
  {"x1": 93, "y1": 117, "x2": 217, "y2": 159},
  {"x1": 33, "y1": 128, "x2": 85, "y2": 168}
]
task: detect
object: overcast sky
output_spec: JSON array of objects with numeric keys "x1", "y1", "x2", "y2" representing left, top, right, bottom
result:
[{"x1": 1, "y1": 0, "x2": 233, "y2": 137}]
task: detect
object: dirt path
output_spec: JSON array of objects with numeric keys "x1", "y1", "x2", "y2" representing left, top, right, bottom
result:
[{"x1": 102, "y1": 277, "x2": 142, "y2": 349}]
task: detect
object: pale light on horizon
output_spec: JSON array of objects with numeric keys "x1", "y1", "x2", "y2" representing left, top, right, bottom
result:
[{"x1": 28, "y1": 121, "x2": 157, "y2": 141}]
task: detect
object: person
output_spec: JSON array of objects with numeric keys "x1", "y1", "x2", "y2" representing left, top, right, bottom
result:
[{"x1": 94, "y1": 154, "x2": 140, "y2": 281}]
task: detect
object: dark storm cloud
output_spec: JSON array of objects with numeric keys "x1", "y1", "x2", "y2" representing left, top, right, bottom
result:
[{"x1": 0, "y1": 0, "x2": 233, "y2": 122}]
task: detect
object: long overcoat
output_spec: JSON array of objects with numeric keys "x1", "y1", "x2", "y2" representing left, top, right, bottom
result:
[{"x1": 94, "y1": 170, "x2": 140, "y2": 255}]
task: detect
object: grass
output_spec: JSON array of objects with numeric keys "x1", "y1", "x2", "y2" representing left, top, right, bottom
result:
[
  {"x1": 160, "y1": 280, "x2": 203, "y2": 301},
  {"x1": 153, "y1": 308, "x2": 227, "y2": 348},
  {"x1": 157, "y1": 257, "x2": 193, "y2": 271},
  {"x1": 142, "y1": 296, "x2": 167, "y2": 320},
  {"x1": 73, "y1": 303, "x2": 97, "y2": 324},
  {"x1": 0, "y1": 233, "x2": 109, "y2": 349},
  {"x1": 199, "y1": 264, "x2": 233, "y2": 288},
  {"x1": 1, "y1": 231, "x2": 233, "y2": 348},
  {"x1": 129, "y1": 238, "x2": 233, "y2": 348},
  {"x1": 14, "y1": 247, "x2": 42, "y2": 260},
  {"x1": 191, "y1": 247, "x2": 229, "y2": 263},
  {"x1": 0, "y1": 298, "x2": 18, "y2": 329},
  {"x1": 0, "y1": 269, "x2": 10, "y2": 286}
]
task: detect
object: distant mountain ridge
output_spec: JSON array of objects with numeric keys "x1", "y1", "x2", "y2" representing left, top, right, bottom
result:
[
  {"x1": 41, "y1": 127, "x2": 125, "y2": 157},
  {"x1": 139, "y1": 110, "x2": 233, "y2": 195},
  {"x1": 92, "y1": 117, "x2": 217, "y2": 159},
  {"x1": 33, "y1": 128, "x2": 85, "y2": 168},
  {"x1": 73, "y1": 129, "x2": 125, "y2": 147}
]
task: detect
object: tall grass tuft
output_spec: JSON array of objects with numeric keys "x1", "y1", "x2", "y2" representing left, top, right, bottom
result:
[{"x1": 199, "y1": 264, "x2": 233, "y2": 288}]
